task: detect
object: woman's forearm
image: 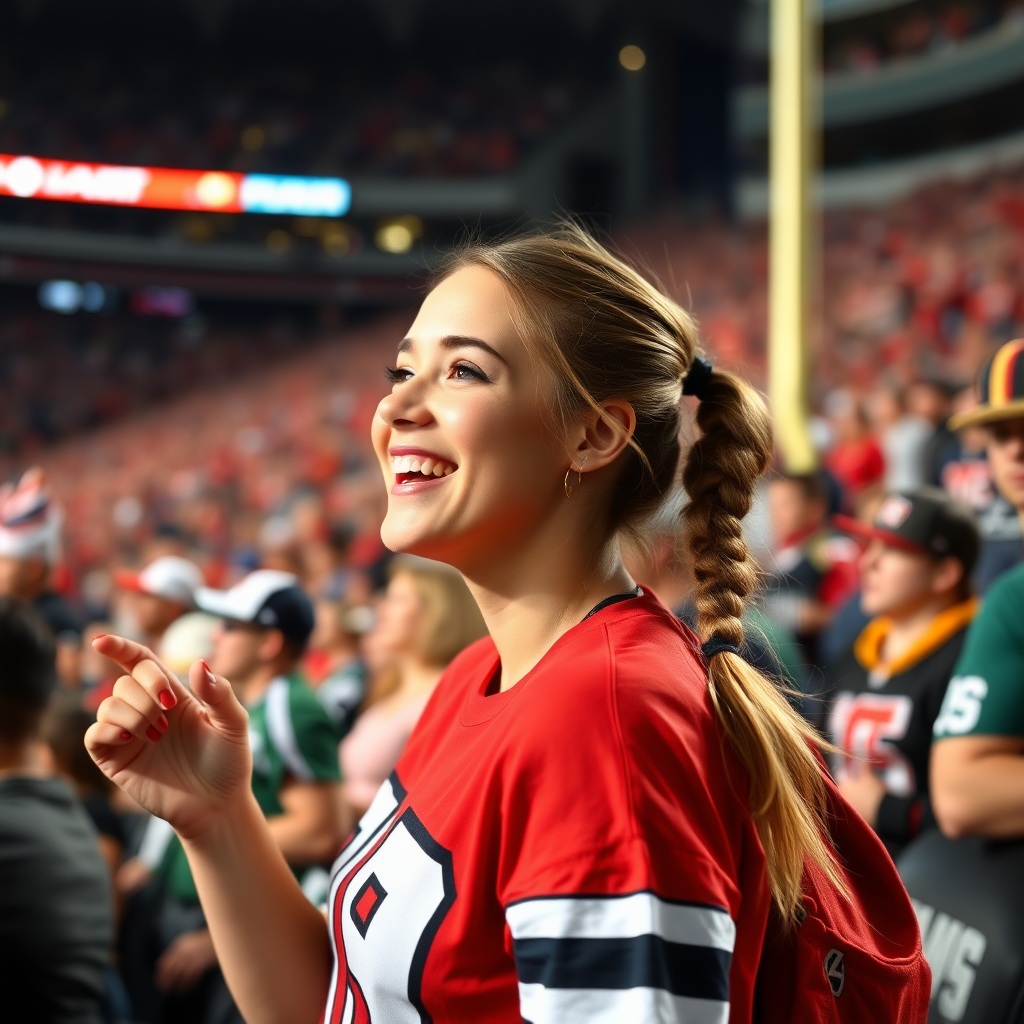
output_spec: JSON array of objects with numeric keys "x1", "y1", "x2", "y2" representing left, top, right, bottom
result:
[{"x1": 182, "y1": 791, "x2": 333, "y2": 1024}]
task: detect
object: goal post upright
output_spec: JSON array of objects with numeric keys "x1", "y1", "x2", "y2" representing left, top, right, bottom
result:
[{"x1": 769, "y1": 0, "x2": 818, "y2": 473}]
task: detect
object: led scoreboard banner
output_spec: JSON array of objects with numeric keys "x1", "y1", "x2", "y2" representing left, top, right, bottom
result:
[{"x1": 0, "y1": 153, "x2": 351, "y2": 217}]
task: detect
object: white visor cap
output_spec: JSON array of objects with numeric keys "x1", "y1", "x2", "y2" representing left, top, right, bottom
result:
[{"x1": 196, "y1": 569, "x2": 301, "y2": 625}]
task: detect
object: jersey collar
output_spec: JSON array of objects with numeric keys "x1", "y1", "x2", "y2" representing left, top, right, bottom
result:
[{"x1": 854, "y1": 597, "x2": 979, "y2": 682}]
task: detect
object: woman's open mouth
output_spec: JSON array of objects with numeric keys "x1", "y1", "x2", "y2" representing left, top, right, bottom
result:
[{"x1": 390, "y1": 453, "x2": 458, "y2": 490}]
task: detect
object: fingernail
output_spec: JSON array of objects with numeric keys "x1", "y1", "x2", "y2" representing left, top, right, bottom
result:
[
  {"x1": 157, "y1": 689, "x2": 176, "y2": 710},
  {"x1": 145, "y1": 725, "x2": 162, "y2": 743},
  {"x1": 201, "y1": 659, "x2": 216, "y2": 684},
  {"x1": 119, "y1": 729, "x2": 133, "y2": 741},
  {"x1": 156, "y1": 715, "x2": 168, "y2": 733},
  {"x1": 95, "y1": 633, "x2": 107, "y2": 639}
]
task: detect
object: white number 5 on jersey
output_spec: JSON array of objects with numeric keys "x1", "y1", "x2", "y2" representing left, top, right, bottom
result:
[{"x1": 934, "y1": 676, "x2": 988, "y2": 737}]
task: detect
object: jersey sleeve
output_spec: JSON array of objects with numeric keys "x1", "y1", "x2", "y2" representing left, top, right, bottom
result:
[
  {"x1": 495, "y1": 653, "x2": 747, "y2": 1024},
  {"x1": 933, "y1": 568, "x2": 1024, "y2": 739},
  {"x1": 267, "y1": 681, "x2": 342, "y2": 783}
]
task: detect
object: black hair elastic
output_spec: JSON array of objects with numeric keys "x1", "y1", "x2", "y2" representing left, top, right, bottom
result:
[
  {"x1": 701, "y1": 636, "x2": 741, "y2": 661},
  {"x1": 682, "y1": 357, "x2": 714, "y2": 400}
]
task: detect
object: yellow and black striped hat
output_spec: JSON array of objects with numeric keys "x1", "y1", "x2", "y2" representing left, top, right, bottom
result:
[{"x1": 949, "y1": 338, "x2": 1024, "y2": 430}]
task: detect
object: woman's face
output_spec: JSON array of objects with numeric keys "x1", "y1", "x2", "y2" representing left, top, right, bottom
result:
[
  {"x1": 371, "y1": 572, "x2": 424, "y2": 658},
  {"x1": 372, "y1": 265, "x2": 567, "y2": 568}
]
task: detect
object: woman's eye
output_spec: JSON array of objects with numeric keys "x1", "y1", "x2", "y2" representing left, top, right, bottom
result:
[
  {"x1": 385, "y1": 366, "x2": 413, "y2": 384},
  {"x1": 451, "y1": 362, "x2": 489, "y2": 382}
]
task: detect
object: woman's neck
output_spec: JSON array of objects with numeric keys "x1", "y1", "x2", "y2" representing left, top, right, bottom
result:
[
  {"x1": 462, "y1": 525, "x2": 635, "y2": 692},
  {"x1": 880, "y1": 593, "x2": 960, "y2": 665}
]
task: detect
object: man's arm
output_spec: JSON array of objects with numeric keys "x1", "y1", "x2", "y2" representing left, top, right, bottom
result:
[
  {"x1": 267, "y1": 778, "x2": 344, "y2": 866},
  {"x1": 930, "y1": 735, "x2": 1024, "y2": 838}
]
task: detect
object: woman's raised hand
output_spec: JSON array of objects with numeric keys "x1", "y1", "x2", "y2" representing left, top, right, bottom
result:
[{"x1": 85, "y1": 636, "x2": 253, "y2": 841}]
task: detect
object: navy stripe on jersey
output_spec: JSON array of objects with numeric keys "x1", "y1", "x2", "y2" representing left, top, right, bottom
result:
[
  {"x1": 506, "y1": 891, "x2": 733, "y2": 1024},
  {"x1": 513, "y1": 934, "x2": 730, "y2": 1000}
]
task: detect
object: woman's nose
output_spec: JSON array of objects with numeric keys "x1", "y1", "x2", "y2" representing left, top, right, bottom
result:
[{"x1": 377, "y1": 382, "x2": 434, "y2": 429}]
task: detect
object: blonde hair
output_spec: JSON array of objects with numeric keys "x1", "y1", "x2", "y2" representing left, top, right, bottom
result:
[
  {"x1": 436, "y1": 223, "x2": 842, "y2": 924},
  {"x1": 393, "y1": 557, "x2": 487, "y2": 669}
]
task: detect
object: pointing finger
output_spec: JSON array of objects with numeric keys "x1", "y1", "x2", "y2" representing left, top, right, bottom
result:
[{"x1": 93, "y1": 635, "x2": 188, "y2": 706}]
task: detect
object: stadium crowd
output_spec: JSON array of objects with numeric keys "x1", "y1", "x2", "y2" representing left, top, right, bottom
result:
[
  {"x1": 2, "y1": 167, "x2": 1024, "y2": 1021},
  {"x1": 738, "y1": 0, "x2": 1024, "y2": 84},
  {"x1": 822, "y1": 0, "x2": 1024, "y2": 77},
  {"x1": 0, "y1": 48, "x2": 588, "y2": 180},
  {"x1": 5, "y1": 162, "x2": 1024, "y2": 462}
]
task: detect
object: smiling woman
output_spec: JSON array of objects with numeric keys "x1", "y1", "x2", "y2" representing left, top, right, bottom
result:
[{"x1": 83, "y1": 224, "x2": 901, "y2": 1024}]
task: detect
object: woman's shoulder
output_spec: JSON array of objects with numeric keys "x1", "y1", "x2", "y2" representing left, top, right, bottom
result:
[
  {"x1": 511, "y1": 593, "x2": 716, "y2": 756},
  {"x1": 569, "y1": 591, "x2": 709, "y2": 712}
]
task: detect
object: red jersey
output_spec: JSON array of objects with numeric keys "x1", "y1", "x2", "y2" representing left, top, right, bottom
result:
[{"x1": 323, "y1": 591, "x2": 769, "y2": 1024}]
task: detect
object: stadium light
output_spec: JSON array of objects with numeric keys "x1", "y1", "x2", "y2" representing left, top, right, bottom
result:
[
  {"x1": 38, "y1": 279, "x2": 117, "y2": 314},
  {"x1": 619, "y1": 45, "x2": 646, "y2": 71},
  {"x1": 0, "y1": 152, "x2": 351, "y2": 218},
  {"x1": 375, "y1": 215, "x2": 423, "y2": 254}
]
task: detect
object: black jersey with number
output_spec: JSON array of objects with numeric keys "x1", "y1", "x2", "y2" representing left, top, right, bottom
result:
[{"x1": 824, "y1": 599, "x2": 976, "y2": 855}]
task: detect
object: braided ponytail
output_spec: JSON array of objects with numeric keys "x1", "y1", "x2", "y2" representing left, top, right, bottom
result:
[
  {"x1": 437, "y1": 221, "x2": 843, "y2": 924},
  {"x1": 683, "y1": 369, "x2": 844, "y2": 923}
]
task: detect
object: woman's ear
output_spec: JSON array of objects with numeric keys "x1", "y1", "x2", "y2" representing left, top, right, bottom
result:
[{"x1": 571, "y1": 400, "x2": 636, "y2": 472}]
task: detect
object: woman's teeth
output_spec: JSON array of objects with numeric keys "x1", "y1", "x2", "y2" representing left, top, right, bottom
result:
[{"x1": 390, "y1": 455, "x2": 456, "y2": 477}]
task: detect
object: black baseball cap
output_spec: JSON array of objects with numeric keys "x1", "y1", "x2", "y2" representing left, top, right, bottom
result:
[
  {"x1": 834, "y1": 487, "x2": 980, "y2": 574},
  {"x1": 196, "y1": 569, "x2": 315, "y2": 647}
]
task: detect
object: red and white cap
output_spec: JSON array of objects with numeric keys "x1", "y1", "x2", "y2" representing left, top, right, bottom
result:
[
  {"x1": 115, "y1": 556, "x2": 204, "y2": 607},
  {"x1": 0, "y1": 468, "x2": 62, "y2": 564}
]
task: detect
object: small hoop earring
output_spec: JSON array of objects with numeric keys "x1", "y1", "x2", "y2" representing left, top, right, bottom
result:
[{"x1": 564, "y1": 462, "x2": 584, "y2": 499}]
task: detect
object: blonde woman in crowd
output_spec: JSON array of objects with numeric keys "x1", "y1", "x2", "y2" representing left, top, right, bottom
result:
[
  {"x1": 84, "y1": 225, "x2": 925, "y2": 1024},
  {"x1": 340, "y1": 558, "x2": 485, "y2": 820}
]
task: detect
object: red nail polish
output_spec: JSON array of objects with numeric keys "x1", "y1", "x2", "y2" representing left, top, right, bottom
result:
[
  {"x1": 119, "y1": 729, "x2": 133, "y2": 741},
  {"x1": 157, "y1": 689, "x2": 176, "y2": 710},
  {"x1": 201, "y1": 660, "x2": 216, "y2": 683},
  {"x1": 156, "y1": 715, "x2": 168, "y2": 733},
  {"x1": 95, "y1": 633, "x2": 107, "y2": 639},
  {"x1": 145, "y1": 725, "x2": 162, "y2": 742}
]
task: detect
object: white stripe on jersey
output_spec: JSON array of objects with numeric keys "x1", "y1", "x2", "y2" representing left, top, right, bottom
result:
[
  {"x1": 324, "y1": 775, "x2": 404, "y2": 1021},
  {"x1": 505, "y1": 892, "x2": 736, "y2": 951},
  {"x1": 517, "y1": 983, "x2": 730, "y2": 1024},
  {"x1": 265, "y1": 676, "x2": 314, "y2": 781},
  {"x1": 339, "y1": 986, "x2": 354, "y2": 1024}
]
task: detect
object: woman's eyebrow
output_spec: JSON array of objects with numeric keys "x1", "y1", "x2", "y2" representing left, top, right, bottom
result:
[{"x1": 398, "y1": 335, "x2": 507, "y2": 363}]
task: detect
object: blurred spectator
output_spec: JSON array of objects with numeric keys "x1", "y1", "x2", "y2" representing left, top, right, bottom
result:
[
  {"x1": 823, "y1": 390, "x2": 886, "y2": 508},
  {"x1": 158, "y1": 611, "x2": 219, "y2": 683},
  {"x1": 825, "y1": 489, "x2": 979, "y2": 857},
  {"x1": 0, "y1": 468, "x2": 82, "y2": 687},
  {"x1": 44, "y1": 694, "x2": 126, "y2": 881},
  {"x1": 44, "y1": 694, "x2": 134, "y2": 1024},
  {"x1": 867, "y1": 385, "x2": 932, "y2": 490},
  {"x1": 306, "y1": 598, "x2": 372, "y2": 739},
  {"x1": 931, "y1": 339, "x2": 1024, "y2": 838},
  {"x1": 622, "y1": 510, "x2": 803, "y2": 686},
  {"x1": 113, "y1": 555, "x2": 205, "y2": 651},
  {"x1": 936, "y1": 385, "x2": 1023, "y2": 591},
  {"x1": 908, "y1": 380, "x2": 957, "y2": 486},
  {"x1": 340, "y1": 558, "x2": 486, "y2": 819},
  {"x1": 0, "y1": 597, "x2": 112, "y2": 1024},
  {"x1": 119, "y1": 570, "x2": 342, "y2": 1024},
  {"x1": 761, "y1": 472, "x2": 861, "y2": 671}
]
